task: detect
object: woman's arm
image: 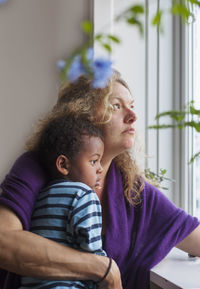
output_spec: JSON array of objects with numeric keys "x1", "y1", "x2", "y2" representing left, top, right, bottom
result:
[
  {"x1": 0, "y1": 152, "x2": 122, "y2": 288},
  {"x1": 0, "y1": 205, "x2": 122, "y2": 289},
  {"x1": 176, "y1": 225, "x2": 200, "y2": 256}
]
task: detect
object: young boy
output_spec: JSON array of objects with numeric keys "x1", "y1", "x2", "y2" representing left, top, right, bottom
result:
[{"x1": 20, "y1": 116, "x2": 106, "y2": 289}]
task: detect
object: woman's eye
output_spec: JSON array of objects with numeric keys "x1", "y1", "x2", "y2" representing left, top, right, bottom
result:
[{"x1": 112, "y1": 103, "x2": 120, "y2": 110}]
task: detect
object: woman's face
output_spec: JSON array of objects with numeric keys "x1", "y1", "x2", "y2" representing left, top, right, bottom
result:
[{"x1": 101, "y1": 82, "x2": 137, "y2": 159}]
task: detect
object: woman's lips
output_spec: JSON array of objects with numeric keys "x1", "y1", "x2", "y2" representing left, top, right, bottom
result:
[{"x1": 123, "y1": 128, "x2": 135, "y2": 134}]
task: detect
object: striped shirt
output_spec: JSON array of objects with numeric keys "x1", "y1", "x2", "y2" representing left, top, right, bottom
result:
[{"x1": 20, "y1": 179, "x2": 106, "y2": 289}]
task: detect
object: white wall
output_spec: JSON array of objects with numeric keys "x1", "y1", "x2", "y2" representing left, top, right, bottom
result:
[{"x1": 0, "y1": 0, "x2": 91, "y2": 181}]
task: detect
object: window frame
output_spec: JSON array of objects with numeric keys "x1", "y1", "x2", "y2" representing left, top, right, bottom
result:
[{"x1": 183, "y1": 9, "x2": 200, "y2": 217}]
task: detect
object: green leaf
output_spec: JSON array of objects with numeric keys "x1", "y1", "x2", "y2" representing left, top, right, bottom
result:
[
  {"x1": 177, "y1": 124, "x2": 184, "y2": 130},
  {"x1": 127, "y1": 17, "x2": 143, "y2": 34},
  {"x1": 144, "y1": 169, "x2": 155, "y2": 180},
  {"x1": 138, "y1": 22, "x2": 144, "y2": 35},
  {"x1": 183, "y1": 121, "x2": 200, "y2": 132},
  {"x1": 107, "y1": 35, "x2": 121, "y2": 43},
  {"x1": 148, "y1": 124, "x2": 176, "y2": 129},
  {"x1": 190, "y1": 105, "x2": 200, "y2": 116},
  {"x1": 152, "y1": 10, "x2": 163, "y2": 26},
  {"x1": 102, "y1": 43, "x2": 112, "y2": 53},
  {"x1": 187, "y1": 0, "x2": 200, "y2": 8},
  {"x1": 189, "y1": 151, "x2": 200, "y2": 163},
  {"x1": 94, "y1": 33, "x2": 103, "y2": 41},
  {"x1": 170, "y1": 4, "x2": 191, "y2": 21},
  {"x1": 127, "y1": 17, "x2": 137, "y2": 24},
  {"x1": 161, "y1": 186, "x2": 169, "y2": 190},
  {"x1": 144, "y1": 168, "x2": 174, "y2": 190},
  {"x1": 155, "y1": 110, "x2": 186, "y2": 121},
  {"x1": 130, "y1": 5, "x2": 145, "y2": 14},
  {"x1": 81, "y1": 20, "x2": 93, "y2": 35},
  {"x1": 160, "y1": 168, "x2": 167, "y2": 176}
]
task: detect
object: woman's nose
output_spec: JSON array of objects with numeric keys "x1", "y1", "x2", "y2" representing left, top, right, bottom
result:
[{"x1": 124, "y1": 109, "x2": 137, "y2": 124}]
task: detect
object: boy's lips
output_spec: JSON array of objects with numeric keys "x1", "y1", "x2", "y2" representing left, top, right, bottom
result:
[{"x1": 95, "y1": 178, "x2": 101, "y2": 188}]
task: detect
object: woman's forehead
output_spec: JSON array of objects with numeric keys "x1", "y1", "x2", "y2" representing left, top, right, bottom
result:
[{"x1": 110, "y1": 82, "x2": 134, "y2": 102}]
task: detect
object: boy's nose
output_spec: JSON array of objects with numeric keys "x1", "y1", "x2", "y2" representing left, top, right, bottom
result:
[{"x1": 97, "y1": 164, "x2": 103, "y2": 174}]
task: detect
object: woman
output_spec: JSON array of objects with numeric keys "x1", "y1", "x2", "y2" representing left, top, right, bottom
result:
[{"x1": 0, "y1": 70, "x2": 199, "y2": 289}]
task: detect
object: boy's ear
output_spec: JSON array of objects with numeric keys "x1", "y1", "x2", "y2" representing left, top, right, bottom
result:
[{"x1": 56, "y1": 155, "x2": 70, "y2": 176}]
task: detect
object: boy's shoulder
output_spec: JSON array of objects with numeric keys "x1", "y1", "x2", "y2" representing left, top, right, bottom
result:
[
  {"x1": 49, "y1": 179, "x2": 91, "y2": 189},
  {"x1": 42, "y1": 179, "x2": 93, "y2": 195}
]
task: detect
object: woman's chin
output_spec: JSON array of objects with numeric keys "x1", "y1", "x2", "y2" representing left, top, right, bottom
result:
[{"x1": 123, "y1": 139, "x2": 134, "y2": 150}]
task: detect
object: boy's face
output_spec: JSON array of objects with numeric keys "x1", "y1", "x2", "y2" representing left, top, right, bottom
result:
[{"x1": 68, "y1": 136, "x2": 104, "y2": 190}]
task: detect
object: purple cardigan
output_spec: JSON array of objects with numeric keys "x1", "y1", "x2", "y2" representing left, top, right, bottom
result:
[{"x1": 0, "y1": 152, "x2": 199, "y2": 289}]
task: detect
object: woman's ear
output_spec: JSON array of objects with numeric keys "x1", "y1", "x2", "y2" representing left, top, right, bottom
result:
[{"x1": 56, "y1": 155, "x2": 70, "y2": 176}]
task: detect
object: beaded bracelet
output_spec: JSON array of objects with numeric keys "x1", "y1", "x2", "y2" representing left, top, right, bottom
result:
[{"x1": 96, "y1": 257, "x2": 112, "y2": 284}]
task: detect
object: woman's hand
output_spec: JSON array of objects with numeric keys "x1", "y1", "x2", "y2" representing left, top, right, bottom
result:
[
  {"x1": 0, "y1": 205, "x2": 122, "y2": 287},
  {"x1": 98, "y1": 259, "x2": 123, "y2": 289}
]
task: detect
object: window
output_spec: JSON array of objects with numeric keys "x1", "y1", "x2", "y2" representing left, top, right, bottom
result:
[
  {"x1": 94, "y1": 0, "x2": 175, "y2": 201},
  {"x1": 187, "y1": 8, "x2": 200, "y2": 218}
]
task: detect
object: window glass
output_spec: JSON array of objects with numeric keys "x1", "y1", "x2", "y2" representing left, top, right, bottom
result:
[{"x1": 190, "y1": 7, "x2": 200, "y2": 218}]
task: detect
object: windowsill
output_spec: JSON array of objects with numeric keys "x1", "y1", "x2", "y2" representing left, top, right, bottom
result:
[{"x1": 150, "y1": 247, "x2": 200, "y2": 289}]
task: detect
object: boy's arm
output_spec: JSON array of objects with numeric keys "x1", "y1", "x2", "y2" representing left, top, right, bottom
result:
[
  {"x1": 0, "y1": 205, "x2": 122, "y2": 289},
  {"x1": 68, "y1": 190, "x2": 105, "y2": 254}
]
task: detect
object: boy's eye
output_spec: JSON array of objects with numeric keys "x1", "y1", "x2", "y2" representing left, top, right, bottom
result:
[{"x1": 90, "y1": 160, "x2": 97, "y2": 166}]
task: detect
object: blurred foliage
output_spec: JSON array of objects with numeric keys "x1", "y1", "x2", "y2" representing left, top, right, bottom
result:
[
  {"x1": 58, "y1": 0, "x2": 200, "y2": 83},
  {"x1": 149, "y1": 101, "x2": 200, "y2": 163},
  {"x1": 116, "y1": 4, "x2": 145, "y2": 35},
  {"x1": 144, "y1": 168, "x2": 175, "y2": 190}
]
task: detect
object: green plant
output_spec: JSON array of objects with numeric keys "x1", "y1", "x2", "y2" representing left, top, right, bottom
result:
[
  {"x1": 144, "y1": 168, "x2": 175, "y2": 190},
  {"x1": 149, "y1": 101, "x2": 200, "y2": 163},
  {"x1": 57, "y1": 1, "x2": 200, "y2": 84}
]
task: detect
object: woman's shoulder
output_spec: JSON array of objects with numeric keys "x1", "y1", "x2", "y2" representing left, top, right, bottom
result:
[
  {"x1": 141, "y1": 181, "x2": 187, "y2": 220},
  {"x1": 11, "y1": 151, "x2": 40, "y2": 169},
  {"x1": 1, "y1": 151, "x2": 48, "y2": 195},
  {"x1": 142, "y1": 180, "x2": 165, "y2": 195},
  {"x1": 142, "y1": 180, "x2": 173, "y2": 206},
  {"x1": 9, "y1": 151, "x2": 46, "y2": 180}
]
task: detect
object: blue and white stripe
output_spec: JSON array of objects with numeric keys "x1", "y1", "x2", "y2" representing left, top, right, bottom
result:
[{"x1": 20, "y1": 180, "x2": 106, "y2": 289}]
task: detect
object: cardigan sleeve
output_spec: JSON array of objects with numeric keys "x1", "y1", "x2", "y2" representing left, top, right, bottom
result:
[
  {"x1": 0, "y1": 151, "x2": 47, "y2": 230},
  {"x1": 137, "y1": 182, "x2": 200, "y2": 266}
]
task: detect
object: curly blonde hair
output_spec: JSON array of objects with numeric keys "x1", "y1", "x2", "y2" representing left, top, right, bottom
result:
[{"x1": 26, "y1": 70, "x2": 144, "y2": 205}]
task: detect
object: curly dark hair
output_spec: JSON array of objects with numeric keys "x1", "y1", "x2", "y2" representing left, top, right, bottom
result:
[{"x1": 36, "y1": 116, "x2": 104, "y2": 177}]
